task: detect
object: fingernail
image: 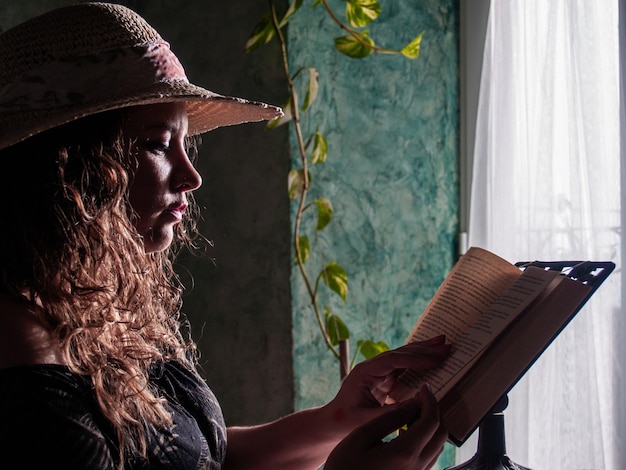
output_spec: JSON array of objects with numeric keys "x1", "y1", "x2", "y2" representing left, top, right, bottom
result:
[{"x1": 433, "y1": 343, "x2": 452, "y2": 355}]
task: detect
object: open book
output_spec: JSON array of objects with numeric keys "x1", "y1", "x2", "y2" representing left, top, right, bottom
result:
[{"x1": 389, "y1": 246, "x2": 614, "y2": 446}]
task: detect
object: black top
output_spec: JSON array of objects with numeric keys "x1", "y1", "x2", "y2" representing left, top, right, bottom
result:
[{"x1": 0, "y1": 361, "x2": 226, "y2": 469}]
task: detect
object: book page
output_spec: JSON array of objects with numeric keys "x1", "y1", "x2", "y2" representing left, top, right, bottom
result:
[
  {"x1": 442, "y1": 275, "x2": 593, "y2": 443},
  {"x1": 426, "y1": 267, "x2": 561, "y2": 398},
  {"x1": 405, "y1": 247, "x2": 522, "y2": 346},
  {"x1": 390, "y1": 248, "x2": 521, "y2": 398}
]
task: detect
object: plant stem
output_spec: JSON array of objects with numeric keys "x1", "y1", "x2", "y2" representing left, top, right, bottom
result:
[{"x1": 269, "y1": 0, "x2": 339, "y2": 359}]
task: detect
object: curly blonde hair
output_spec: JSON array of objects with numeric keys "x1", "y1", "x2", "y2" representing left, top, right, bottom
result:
[{"x1": 0, "y1": 109, "x2": 203, "y2": 465}]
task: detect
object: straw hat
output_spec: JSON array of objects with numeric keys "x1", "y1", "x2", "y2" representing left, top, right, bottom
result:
[{"x1": 0, "y1": 2, "x2": 283, "y2": 150}]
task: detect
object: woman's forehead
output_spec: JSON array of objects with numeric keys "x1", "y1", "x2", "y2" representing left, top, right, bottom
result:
[{"x1": 124, "y1": 102, "x2": 189, "y2": 135}]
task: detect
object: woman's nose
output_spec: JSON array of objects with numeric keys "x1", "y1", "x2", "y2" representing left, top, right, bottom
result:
[
  {"x1": 182, "y1": 164, "x2": 202, "y2": 192},
  {"x1": 174, "y1": 148, "x2": 202, "y2": 192}
]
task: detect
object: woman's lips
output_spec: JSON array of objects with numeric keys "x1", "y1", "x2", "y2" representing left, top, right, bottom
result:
[{"x1": 164, "y1": 203, "x2": 187, "y2": 221}]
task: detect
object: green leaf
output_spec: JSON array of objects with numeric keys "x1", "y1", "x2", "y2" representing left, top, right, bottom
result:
[
  {"x1": 288, "y1": 168, "x2": 309, "y2": 200},
  {"x1": 325, "y1": 311, "x2": 350, "y2": 345},
  {"x1": 247, "y1": 0, "x2": 302, "y2": 52},
  {"x1": 245, "y1": 13, "x2": 275, "y2": 52},
  {"x1": 334, "y1": 31, "x2": 375, "y2": 58},
  {"x1": 310, "y1": 132, "x2": 328, "y2": 164},
  {"x1": 401, "y1": 32, "x2": 424, "y2": 59},
  {"x1": 346, "y1": 0, "x2": 381, "y2": 28},
  {"x1": 302, "y1": 67, "x2": 319, "y2": 111},
  {"x1": 357, "y1": 339, "x2": 390, "y2": 359},
  {"x1": 296, "y1": 235, "x2": 310, "y2": 264},
  {"x1": 315, "y1": 198, "x2": 333, "y2": 231},
  {"x1": 279, "y1": 0, "x2": 304, "y2": 27},
  {"x1": 268, "y1": 94, "x2": 295, "y2": 129},
  {"x1": 320, "y1": 262, "x2": 348, "y2": 302},
  {"x1": 312, "y1": 0, "x2": 323, "y2": 6}
]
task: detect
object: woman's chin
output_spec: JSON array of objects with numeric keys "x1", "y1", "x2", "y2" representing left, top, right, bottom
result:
[{"x1": 141, "y1": 227, "x2": 175, "y2": 254}]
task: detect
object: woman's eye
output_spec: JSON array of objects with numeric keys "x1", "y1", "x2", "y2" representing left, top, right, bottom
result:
[{"x1": 143, "y1": 141, "x2": 169, "y2": 155}]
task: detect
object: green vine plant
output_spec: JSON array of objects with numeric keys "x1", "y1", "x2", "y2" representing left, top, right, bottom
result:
[{"x1": 246, "y1": 0, "x2": 424, "y2": 378}]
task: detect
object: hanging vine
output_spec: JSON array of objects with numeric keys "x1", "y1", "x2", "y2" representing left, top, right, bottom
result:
[{"x1": 246, "y1": 0, "x2": 424, "y2": 375}]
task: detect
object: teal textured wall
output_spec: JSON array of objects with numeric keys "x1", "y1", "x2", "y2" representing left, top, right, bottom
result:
[
  {"x1": 287, "y1": 3, "x2": 459, "y2": 467},
  {"x1": 287, "y1": 0, "x2": 459, "y2": 408}
]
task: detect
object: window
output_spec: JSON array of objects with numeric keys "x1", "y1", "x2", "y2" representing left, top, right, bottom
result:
[{"x1": 460, "y1": 1, "x2": 623, "y2": 468}]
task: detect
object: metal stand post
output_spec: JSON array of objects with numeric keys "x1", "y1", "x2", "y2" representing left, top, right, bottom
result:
[{"x1": 445, "y1": 396, "x2": 532, "y2": 470}]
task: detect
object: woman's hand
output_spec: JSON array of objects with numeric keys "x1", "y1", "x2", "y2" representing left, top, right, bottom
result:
[
  {"x1": 224, "y1": 337, "x2": 449, "y2": 470},
  {"x1": 324, "y1": 384, "x2": 447, "y2": 470},
  {"x1": 322, "y1": 335, "x2": 450, "y2": 434}
]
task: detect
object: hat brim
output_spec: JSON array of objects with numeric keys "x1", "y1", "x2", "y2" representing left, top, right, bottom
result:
[{"x1": 0, "y1": 80, "x2": 283, "y2": 150}]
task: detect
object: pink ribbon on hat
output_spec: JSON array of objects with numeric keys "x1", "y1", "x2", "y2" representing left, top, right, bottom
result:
[
  {"x1": 144, "y1": 40, "x2": 187, "y2": 81},
  {"x1": 0, "y1": 40, "x2": 188, "y2": 111}
]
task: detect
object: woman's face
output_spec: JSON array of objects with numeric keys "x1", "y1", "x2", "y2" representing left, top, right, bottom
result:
[{"x1": 123, "y1": 102, "x2": 202, "y2": 253}]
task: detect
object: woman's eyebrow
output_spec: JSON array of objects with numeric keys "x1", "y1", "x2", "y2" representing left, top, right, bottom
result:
[
  {"x1": 141, "y1": 122, "x2": 188, "y2": 135},
  {"x1": 142, "y1": 123, "x2": 175, "y2": 132}
]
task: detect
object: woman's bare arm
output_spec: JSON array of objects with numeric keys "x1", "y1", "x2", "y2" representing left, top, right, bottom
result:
[{"x1": 224, "y1": 338, "x2": 450, "y2": 470}]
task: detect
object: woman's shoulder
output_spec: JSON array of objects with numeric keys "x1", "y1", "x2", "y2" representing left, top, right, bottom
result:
[
  {"x1": 0, "y1": 363, "x2": 118, "y2": 468},
  {"x1": 0, "y1": 364, "x2": 95, "y2": 424},
  {"x1": 0, "y1": 294, "x2": 65, "y2": 369},
  {"x1": 0, "y1": 363, "x2": 100, "y2": 421},
  {"x1": 0, "y1": 362, "x2": 84, "y2": 389},
  {"x1": 0, "y1": 296, "x2": 115, "y2": 466}
]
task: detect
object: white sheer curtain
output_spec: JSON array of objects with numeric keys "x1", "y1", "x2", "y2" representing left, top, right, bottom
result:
[{"x1": 461, "y1": 1, "x2": 623, "y2": 468}]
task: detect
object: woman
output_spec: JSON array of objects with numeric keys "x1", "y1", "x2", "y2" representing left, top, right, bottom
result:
[{"x1": 0, "y1": 3, "x2": 450, "y2": 469}]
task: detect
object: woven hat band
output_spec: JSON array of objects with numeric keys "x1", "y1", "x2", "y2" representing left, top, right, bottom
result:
[{"x1": 0, "y1": 40, "x2": 187, "y2": 112}]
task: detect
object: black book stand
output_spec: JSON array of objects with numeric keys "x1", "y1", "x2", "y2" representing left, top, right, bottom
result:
[
  {"x1": 444, "y1": 259, "x2": 614, "y2": 470},
  {"x1": 445, "y1": 395, "x2": 531, "y2": 470}
]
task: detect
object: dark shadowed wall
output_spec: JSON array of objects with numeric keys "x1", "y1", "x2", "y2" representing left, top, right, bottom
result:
[{"x1": 0, "y1": 0, "x2": 293, "y2": 426}]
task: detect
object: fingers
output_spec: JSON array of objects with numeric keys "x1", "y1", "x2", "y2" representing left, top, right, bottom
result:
[
  {"x1": 342, "y1": 397, "x2": 423, "y2": 446},
  {"x1": 339, "y1": 384, "x2": 442, "y2": 449},
  {"x1": 396, "y1": 336, "x2": 450, "y2": 356},
  {"x1": 410, "y1": 334, "x2": 447, "y2": 347},
  {"x1": 399, "y1": 384, "x2": 448, "y2": 463},
  {"x1": 378, "y1": 384, "x2": 447, "y2": 469},
  {"x1": 349, "y1": 336, "x2": 450, "y2": 378},
  {"x1": 384, "y1": 336, "x2": 450, "y2": 360},
  {"x1": 325, "y1": 384, "x2": 448, "y2": 470},
  {"x1": 328, "y1": 336, "x2": 450, "y2": 432}
]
